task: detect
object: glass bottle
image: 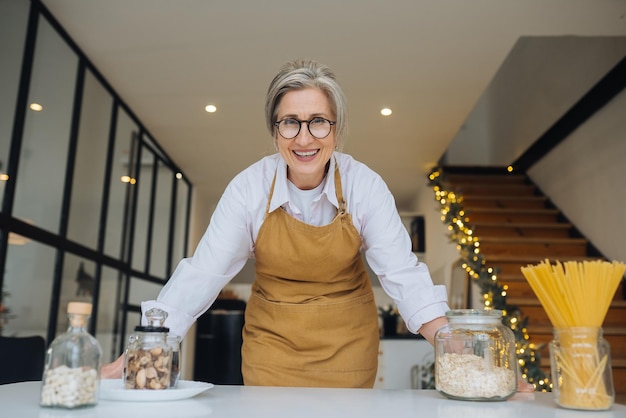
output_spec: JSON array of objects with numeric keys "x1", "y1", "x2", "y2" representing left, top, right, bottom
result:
[
  {"x1": 434, "y1": 309, "x2": 517, "y2": 401},
  {"x1": 124, "y1": 308, "x2": 172, "y2": 390},
  {"x1": 550, "y1": 327, "x2": 614, "y2": 410},
  {"x1": 40, "y1": 302, "x2": 102, "y2": 409}
]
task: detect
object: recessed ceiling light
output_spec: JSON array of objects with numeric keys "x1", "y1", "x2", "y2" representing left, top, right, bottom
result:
[
  {"x1": 29, "y1": 103, "x2": 43, "y2": 111},
  {"x1": 205, "y1": 104, "x2": 217, "y2": 113},
  {"x1": 380, "y1": 108, "x2": 392, "y2": 116}
]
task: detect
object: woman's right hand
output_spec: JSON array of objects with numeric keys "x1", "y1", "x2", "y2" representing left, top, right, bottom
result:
[{"x1": 101, "y1": 354, "x2": 124, "y2": 379}]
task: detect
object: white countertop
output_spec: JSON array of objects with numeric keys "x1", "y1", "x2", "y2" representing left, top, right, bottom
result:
[{"x1": 2, "y1": 381, "x2": 625, "y2": 418}]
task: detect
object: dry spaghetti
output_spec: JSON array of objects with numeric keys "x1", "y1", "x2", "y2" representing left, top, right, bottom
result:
[{"x1": 520, "y1": 259, "x2": 625, "y2": 410}]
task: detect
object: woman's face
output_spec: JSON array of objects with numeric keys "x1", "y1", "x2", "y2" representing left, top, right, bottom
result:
[{"x1": 275, "y1": 87, "x2": 336, "y2": 190}]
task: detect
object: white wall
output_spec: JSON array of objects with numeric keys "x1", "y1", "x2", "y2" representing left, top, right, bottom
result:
[
  {"x1": 446, "y1": 37, "x2": 626, "y2": 167},
  {"x1": 410, "y1": 182, "x2": 460, "y2": 305},
  {"x1": 528, "y1": 89, "x2": 626, "y2": 262}
]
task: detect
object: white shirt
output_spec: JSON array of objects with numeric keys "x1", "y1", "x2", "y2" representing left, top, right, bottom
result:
[
  {"x1": 142, "y1": 152, "x2": 449, "y2": 338},
  {"x1": 287, "y1": 179, "x2": 324, "y2": 223}
]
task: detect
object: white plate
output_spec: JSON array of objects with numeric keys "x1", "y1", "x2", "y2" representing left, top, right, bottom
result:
[{"x1": 99, "y1": 379, "x2": 214, "y2": 402}]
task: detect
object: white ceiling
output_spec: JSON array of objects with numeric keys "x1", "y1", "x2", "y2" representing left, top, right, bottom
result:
[{"x1": 40, "y1": 0, "x2": 626, "y2": 209}]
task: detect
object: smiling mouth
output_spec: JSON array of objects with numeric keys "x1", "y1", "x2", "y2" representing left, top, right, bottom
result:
[{"x1": 293, "y1": 150, "x2": 319, "y2": 157}]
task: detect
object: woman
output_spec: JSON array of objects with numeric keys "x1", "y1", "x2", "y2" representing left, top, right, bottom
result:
[{"x1": 103, "y1": 59, "x2": 449, "y2": 387}]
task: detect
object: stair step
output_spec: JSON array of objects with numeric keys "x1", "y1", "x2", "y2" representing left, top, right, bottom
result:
[
  {"x1": 462, "y1": 195, "x2": 548, "y2": 209},
  {"x1": 448, "y1": 183, "x2": 537, "y2": 196},
  {"x1": 528, "y1": 326, "x2": 626, "y2": 363},
  {"x1": 502, "y1": 275, "x2": 625, "y2": 302},
  {"x1": 536, "y1": 366, "x2": 626, "y2": 397},
  {"x1": 466, "y1": 208, "x2": 560, "y2": 223},
  {"x1": 508, "y1": 298, "x2": 626, "y2": 308},
  {"x1": 531, "y1": 329, "x2": 626, "y2": 352},
  {"x1": 501, "y1": 280, "x2": 537, "y2": 299},
  {"x1": 482, "y1": 254, "x2": 600, "y2": 275},
  {"x1": 470, "y1": 222, "x2": 573, "y2": 238},
  {"x1": 479, "y1": 237, "x2": 588, "y2": 257},
  {"x1": 506, "y1": 301, "x2": 626, "y2": 328},
  {"x1": 480, "y1": 237, "x2": 586, "y2": 244},
  {"x1": 443, "y1": 173, "x2": 528, "y2": 185},
  {"x1": 539, "y1": 357, "x2": 626, "y2": 368},
  {"x1": 527, "y1": 325, "x2": 626, "y2": 336}
]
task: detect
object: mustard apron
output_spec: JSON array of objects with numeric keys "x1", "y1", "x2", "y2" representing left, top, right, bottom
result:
[{"x1": 241, "y1": 163, "x2": 379, "y2": 388}]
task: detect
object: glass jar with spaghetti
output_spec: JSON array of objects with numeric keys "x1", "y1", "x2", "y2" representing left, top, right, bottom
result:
[
  {"x1": 520, "y1": 259, "x2": 625, "y2": 411},
  {"x1": 550, "y1": 327, "x2": 614, "y2": 410},
  {"x1": 434, "y1": 309, "x2": 517, "y2": 401}
]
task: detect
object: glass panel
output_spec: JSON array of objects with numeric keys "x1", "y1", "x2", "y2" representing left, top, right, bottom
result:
[
  {"x1": 55, "y1": 255, "x2": 97, "y2": 337},
  {"x1": 124, "y1": 311, "x2": 141, "y2": 348},
  {"x1": 0, "y1": 0, "x2": 29, "y2": 207},
  {"x1": 0, "y1": 5, "x2": 193, "y2": 358},
  {"x1": 12, "y1": 17, "x2": 78, "y2": 233},
  {"x1": 131, "y1": 144, "x2": 154, "y2": 272},
  {"x1": 98, "y1": 265, "x2": 124, "y2": 362},
  {"x1": 172, "y1": 178, "x2": 190, "y2": 264},
  {"x1": 67, "y1": 69, "x2": 113, "y2": 248},
  {"x1": 104, "y1": 108, "x2": 138, "y2": 259},
  {"x1": 122, "y1": 277, "x2": 163, "y2": 347},
  {"x1": 1, "y1": 240, "x2": 55, "y2": 338},
  {"x1": 143, "y1": 134, "x2": 168, "y2": 163},
  {"x1": 150, "y1": 160, "x2": 173, "y2": 277},
  {"x1": 129, "y1": 278, "x2": 163, "y2": 306}
]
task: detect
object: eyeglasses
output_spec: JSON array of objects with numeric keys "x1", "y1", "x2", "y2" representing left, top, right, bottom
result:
[{"x1": 274, "y1": 117, "x2": 336, "y2": 140}]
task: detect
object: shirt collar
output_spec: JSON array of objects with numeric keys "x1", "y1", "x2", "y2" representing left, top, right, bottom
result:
[{"x1": 268, "y1": 153, "x2": 339, "y2": 213}]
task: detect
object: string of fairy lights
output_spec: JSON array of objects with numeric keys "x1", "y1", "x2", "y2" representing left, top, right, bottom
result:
[{"x1": 427, "y1": 167, "x2": 551, "y2": 392}]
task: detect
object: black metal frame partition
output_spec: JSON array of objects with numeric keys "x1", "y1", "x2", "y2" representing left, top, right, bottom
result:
[{"x1": 0, "y1": 0, "x2": 192, "y2": 356}]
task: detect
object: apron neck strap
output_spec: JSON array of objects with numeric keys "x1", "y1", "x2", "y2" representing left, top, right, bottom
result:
[
  {"x1": 265, "y1": 157, "x2": 346, "y2": 216},
  {"x1": 333, "y1": 157, "x2": 346, "y2": 215}
]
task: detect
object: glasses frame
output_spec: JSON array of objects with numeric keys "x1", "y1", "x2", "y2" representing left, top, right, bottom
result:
[{"x1": 274, "y1": 117, "x2": 336, "y2": 140}]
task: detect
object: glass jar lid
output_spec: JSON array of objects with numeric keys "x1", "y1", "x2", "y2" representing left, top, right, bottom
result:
[
  {"x1": 445, "y1": 309, "x2": 502, "y2": 324},
  {"x1": 134, "y1": 308, "x2": 169, "y2": 332}
]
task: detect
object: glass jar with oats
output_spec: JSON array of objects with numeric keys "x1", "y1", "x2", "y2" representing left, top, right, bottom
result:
[
  {"x1": 435, "y1": 309, "x2": 517, "y2": 401},
  {"x1": 124, "y1": 308, "x2": 172, "y2": 390}
]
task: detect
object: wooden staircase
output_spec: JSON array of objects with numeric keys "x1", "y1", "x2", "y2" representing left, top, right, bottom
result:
[{"x1": 438, "y1": 167, "x2": 626, "y2": 401}]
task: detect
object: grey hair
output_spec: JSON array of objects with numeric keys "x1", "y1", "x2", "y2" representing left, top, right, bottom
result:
[{"x1": 265, "y1": 59, "x2": 347, "y2": 149}]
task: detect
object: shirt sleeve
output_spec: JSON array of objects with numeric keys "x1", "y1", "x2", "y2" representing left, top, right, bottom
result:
[
  {"x1": 356, "y1": 172, "x2": 449, "y2": 334},
  {"x1": 142, "y1": 173, "x2": 254, "y2": 338}
]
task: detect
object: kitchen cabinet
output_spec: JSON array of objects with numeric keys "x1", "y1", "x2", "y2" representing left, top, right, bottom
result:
[{"x1": 374, "y1": 337, "x2": 434, "y2": 389}]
